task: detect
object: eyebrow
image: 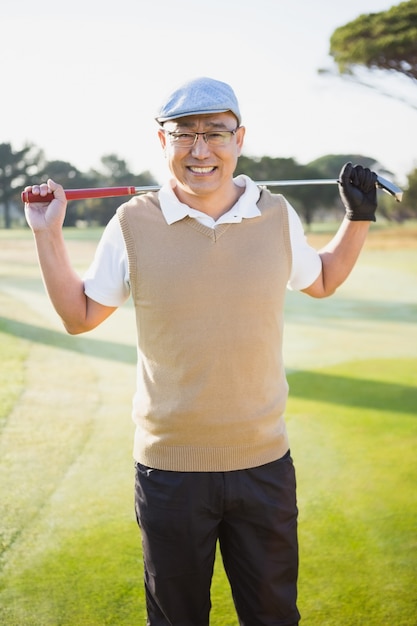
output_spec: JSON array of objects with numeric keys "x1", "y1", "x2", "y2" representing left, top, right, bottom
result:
[{"x1": 166, "y1": 120, "x2": 233, "y2": 131}]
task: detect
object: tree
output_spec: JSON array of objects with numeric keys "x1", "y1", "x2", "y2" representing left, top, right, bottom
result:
[
  {"x1": 309, "y1": 153, "x2": 402, "y2": 219},
  {"x1": 0, "y1": 143, "x2": 44, "y2": 228},
  {"x1": 98, "y1": 154, "x2": 134, "y2": 183},
  {"x1": 327, "y1": 0, "x2": 417, "y2": 107},
  {"x1": 236, "y1": 155, "x2": 338, "y2": 225},
  {"x1": 42, "y1": 160, "x2": 94, "y2": 227},
  {"x1": 86, "y1": 154, "x2": 158, "y2": 225},
  {"x1": 401, "y1": 167, "x2": 417, "y2": 219}
]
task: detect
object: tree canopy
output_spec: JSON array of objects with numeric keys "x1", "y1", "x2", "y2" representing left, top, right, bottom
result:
[
  {"x1": 235, "y1": 155, "x2": 339, "y2": 225},
  {"x1": 329, "y1": 0, "x2": 417, "y2": 82},
  {"x1": 0, "y1": 144, "x2": 159, "y2": 228},
  {"x1": 0, "y1": 143, "x2": 44, "y2": 228}
]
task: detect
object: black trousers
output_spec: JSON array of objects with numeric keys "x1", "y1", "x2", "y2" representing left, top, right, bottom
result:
[{"x1": 135, "y1": 452, "x2": 300, "y2": 626}]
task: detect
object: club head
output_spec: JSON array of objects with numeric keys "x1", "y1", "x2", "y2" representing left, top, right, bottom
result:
[{"x1": 376, "y1": 175, "x2": 403, "y2": 202}]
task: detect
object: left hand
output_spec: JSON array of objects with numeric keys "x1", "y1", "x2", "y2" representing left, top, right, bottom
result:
[{"x1": 338, "y1": 162, "x2": 378, "y2": 222}]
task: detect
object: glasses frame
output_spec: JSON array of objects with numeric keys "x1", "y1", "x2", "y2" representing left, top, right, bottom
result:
[{"x1": 165, "y1": 127, "x2": 240, "y2": 148}]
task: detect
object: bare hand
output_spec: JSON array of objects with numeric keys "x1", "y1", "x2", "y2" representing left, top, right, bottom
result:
[{"x1": 24, "y1": 179, "x2": 67, "y2": 232}]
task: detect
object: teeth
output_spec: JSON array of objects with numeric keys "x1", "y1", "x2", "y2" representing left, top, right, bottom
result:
[{"x1": 189, "y1": 167, "x2": 214, "y2": 173}]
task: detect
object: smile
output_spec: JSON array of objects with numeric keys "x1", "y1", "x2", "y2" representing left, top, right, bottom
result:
[{"x1": 188, "y1": 166, "x2": 216, "y2": 174}]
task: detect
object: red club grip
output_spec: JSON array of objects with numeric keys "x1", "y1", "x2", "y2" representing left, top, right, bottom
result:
[{"x1": 21, "y1": 186, "x2": 137, "y2": 203}]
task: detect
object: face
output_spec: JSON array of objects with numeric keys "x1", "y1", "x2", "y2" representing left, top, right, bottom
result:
[{"x1": 158, "y1": 112, "x2": 245, "y2": 203}]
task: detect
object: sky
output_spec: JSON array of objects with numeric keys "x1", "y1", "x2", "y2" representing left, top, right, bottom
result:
[{"x1": 2, "y1": 0, "x2": 416, "y2": 186}]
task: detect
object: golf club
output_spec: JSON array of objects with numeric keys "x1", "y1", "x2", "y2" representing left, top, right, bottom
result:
[{"x1": 21, "y1": 174, "x2": 403, "y2": 204}]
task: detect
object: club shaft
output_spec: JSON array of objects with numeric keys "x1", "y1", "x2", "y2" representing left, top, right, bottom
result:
[
  {"x1": 21, "y1": 175, "x2": 402, "y2": 203},
  {"x1": 256, "y1": 176, "x2": 402, "y2": 201}
]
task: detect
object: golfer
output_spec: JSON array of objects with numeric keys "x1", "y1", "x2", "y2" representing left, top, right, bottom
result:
[{"x1": 24, "y1": 77, "x2": 378, "y2": 626}]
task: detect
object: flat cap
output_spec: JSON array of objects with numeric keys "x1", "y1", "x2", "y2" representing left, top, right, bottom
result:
[{"x1": 155, "y1": 76, "x2": 241, "y2": 125}]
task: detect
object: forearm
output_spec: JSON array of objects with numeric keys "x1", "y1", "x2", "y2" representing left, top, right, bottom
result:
[
  {"x1": 320, "y1": 217, "x2": 370, "y2": 291},
  {"x1": 33, "y1": 228, "x2": 90, "y2": 333},
  {"x1": 304, "y1": 218, "x2": 370, "y2": 298}
]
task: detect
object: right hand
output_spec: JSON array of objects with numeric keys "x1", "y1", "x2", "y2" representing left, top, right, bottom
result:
[{"x1": 24, "y1": 179, "x2": 67, "y2": 232}]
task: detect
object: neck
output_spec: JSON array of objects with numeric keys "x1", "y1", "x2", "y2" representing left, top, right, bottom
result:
[{"x1": 173, "y1": 181, "x2": 244, "y2": 220}]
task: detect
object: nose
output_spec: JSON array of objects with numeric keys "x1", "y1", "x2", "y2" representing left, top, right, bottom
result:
[{"x1": 190, "y1": 134, "x2": 211, "y2": 158}]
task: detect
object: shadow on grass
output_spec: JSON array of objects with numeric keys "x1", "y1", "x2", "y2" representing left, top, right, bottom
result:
[
  {"x1": 285, "y1": 293, "x2": 417, "y2": 325},
  {"x1": 2, "y1": 316, "x2": 416, "y2": 415},
  {"x1": 287, "y1": 368, "x2": 417, "y2": 415},
  {"x1": 0, "y1": 316, "x2": 137, "y2": 365}
]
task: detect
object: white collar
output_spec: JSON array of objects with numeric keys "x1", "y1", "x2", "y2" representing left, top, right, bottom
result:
[{"x1": 158, "y1": 175, "x2": 261, "y2": 228}]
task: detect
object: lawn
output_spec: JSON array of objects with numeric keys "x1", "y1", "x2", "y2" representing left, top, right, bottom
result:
[{"x1": 0, "y1": 224, "x2": 416, "y2": 625}]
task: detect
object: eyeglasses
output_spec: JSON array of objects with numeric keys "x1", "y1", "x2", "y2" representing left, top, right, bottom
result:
[{"x1": 165, "y1": 128, "x2": 239, "y2": 148}]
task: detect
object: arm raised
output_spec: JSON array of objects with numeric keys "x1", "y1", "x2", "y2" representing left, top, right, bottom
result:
[
  {"x1": 24, "y1": 179, "x2": 116, "y2": 334},
  {"x1": 302, "y1": 162, "x2": 376, "y2": 299}
]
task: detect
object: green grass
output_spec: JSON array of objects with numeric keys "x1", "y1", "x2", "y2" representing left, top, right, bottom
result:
[
  {"x1": 0, "y1": 322, "x2": 28, "y2": 424},
  {"x1": 287, "y1": 359, "x2": 417, "y2": 625},
  {"x1": 1, "y1": 523, "x2": 144, "y2": 626},
  {"x1": 0, "y1": 227, "x2": 416, "y2": 625}
]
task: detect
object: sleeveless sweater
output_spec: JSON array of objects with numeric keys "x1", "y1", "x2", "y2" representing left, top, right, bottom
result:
[{"x1": 117, "y1": 188, "x2": 292, "y2": 472}]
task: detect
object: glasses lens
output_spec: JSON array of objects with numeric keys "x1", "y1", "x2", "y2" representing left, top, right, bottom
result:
[
  {"x1": 205, "y1": 132, "x2": 234, "y2": 146},
  {"x1": 168, "y1": 133, "x2": 196, "y2": 147}
]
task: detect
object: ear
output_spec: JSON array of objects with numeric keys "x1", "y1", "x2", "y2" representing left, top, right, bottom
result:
[
  {"x1": 235, "y1": 126, "x2": 245, "y2": 156},
  {"x1": 158, "y1": 127, "x2": 167, "y2": 150}
]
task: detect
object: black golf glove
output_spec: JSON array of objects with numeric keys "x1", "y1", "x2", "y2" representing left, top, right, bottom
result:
[{"x1": 338, "y1": 162, "x2": 378, "y2": 222}]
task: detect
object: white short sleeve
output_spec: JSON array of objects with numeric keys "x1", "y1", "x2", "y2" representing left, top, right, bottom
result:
[
  {"x1": 286, "y1": 200, "x2": 322, "y2": 291},
  {"x1": 83, "y1": 215, "x2": 130, "y2": 307}
]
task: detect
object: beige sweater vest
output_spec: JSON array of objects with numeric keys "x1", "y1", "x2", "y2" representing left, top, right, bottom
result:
[{"x1": 117, "y1": 188, "x2": 292, "y2": 471}]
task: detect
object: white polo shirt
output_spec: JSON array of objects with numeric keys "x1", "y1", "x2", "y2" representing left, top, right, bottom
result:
[{"x1": 83, "y1": 175, "x2": 322, "y2": 307}]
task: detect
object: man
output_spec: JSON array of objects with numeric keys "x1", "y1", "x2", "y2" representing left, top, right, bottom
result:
[{"x1": 24, "y1": 76, "x2": 377, "y2": 626}]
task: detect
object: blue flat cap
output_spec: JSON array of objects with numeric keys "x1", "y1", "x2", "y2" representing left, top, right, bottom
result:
[{"x1": 155, "y1": 77, "x2": 241, "y2": 125}]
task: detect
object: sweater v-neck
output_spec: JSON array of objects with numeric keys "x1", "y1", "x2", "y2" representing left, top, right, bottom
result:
[{"x1": 183, "y1": 216, "x2": 233, "y2": 241}]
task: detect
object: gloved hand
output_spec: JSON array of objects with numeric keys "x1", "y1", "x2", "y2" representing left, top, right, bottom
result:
[{"x1": 338, "y1": 162, "x2": 378, "y2": 222}]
